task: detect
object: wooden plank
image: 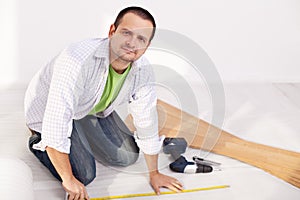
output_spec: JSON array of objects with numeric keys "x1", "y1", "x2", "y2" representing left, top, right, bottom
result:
[{"x1": 125, "y1": 99, "x2": 300, "y2": 189}]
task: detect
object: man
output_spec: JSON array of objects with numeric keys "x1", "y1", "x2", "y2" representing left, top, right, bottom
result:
[{"x1": 25, "y1": 6, "x2": 183, "y2": 200}]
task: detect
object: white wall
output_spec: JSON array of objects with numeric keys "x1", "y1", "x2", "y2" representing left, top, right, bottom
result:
[{"x1": 1, "y1": 0, "x2": 300, "y2": 87}]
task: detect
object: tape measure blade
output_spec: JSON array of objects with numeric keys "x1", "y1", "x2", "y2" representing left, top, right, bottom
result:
[{"x1": 91, "y1": 185, "x2": 230, "y2": 200}]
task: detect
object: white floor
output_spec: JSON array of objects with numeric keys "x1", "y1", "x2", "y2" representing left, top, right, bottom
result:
[{"x1": 1, "y1": 82, "x2": 300, "y2": 199}]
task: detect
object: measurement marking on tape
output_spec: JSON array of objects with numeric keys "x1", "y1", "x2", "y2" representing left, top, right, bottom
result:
[{"x1": 91, "y1": 185, "x2": 230, "y2": 200}]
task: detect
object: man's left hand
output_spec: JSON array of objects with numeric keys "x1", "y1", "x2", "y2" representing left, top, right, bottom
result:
[{"x1": 149, "y1": 172, "x2": 183, "y2": 195}]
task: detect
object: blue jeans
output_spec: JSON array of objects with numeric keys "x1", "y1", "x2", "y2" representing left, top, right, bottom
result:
[{"x1": 28, "y1": 111, "x2": 139, "y2": 185}]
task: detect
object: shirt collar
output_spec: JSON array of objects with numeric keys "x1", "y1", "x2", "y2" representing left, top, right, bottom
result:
[{"x1": 94, "y1": 38, "x2": 110, "y2": 59}]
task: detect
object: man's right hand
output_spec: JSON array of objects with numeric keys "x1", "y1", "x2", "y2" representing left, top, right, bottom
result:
[
  {"x1": 62, "y1": 176, "x2": 89, "y2": 200},
  {"x1": 45, "y1": 146, "x2": 89, "y2": 200}
]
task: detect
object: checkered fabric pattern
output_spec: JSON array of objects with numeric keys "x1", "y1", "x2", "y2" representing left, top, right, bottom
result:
[{"x1": 24, "y1": 38, "x2": 161, "y2": 155}]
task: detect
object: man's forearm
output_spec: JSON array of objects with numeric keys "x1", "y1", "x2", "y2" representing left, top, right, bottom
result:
[
  {"x1": 46, "y1": 146, "x2": 73, "y2": 181},
  {"x1": 144, "y1": 153, "x2": 159, "y2": 176}
]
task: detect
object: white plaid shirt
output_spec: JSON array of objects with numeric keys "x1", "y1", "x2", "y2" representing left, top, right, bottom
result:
[{"x1": 24, "y1": 38, "x2": 164, "y2": 155}]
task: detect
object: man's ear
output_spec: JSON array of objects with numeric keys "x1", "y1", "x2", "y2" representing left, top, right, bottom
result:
[{"x1": 108, "y1": 24, "x2": 116, "y2": 38}]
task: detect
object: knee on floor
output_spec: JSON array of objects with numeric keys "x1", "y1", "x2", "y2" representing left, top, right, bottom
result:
[
  {"x1": 75, "y1": 164, "x2": 96, "y2": 186},
  {"x1": 116, "y1": 151, "x2": 139, "y2": 167}
]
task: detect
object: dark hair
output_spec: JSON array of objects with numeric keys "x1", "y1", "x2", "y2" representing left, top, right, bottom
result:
[{"x1": 114, "y1": 6, "x2": 156, "y2": 41}]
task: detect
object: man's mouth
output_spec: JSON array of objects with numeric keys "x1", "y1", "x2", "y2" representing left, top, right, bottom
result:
[{"x1": 122, "y1": 47, "x2": 135, "y2": 53}]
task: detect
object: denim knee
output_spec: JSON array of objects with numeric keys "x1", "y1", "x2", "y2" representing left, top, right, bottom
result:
[
  {"x1": 74, "y1": 163, "x2": 96, "y2": 186},
  {"x1": 117, "y1": 151, "x2": 139, "y2": 167}
]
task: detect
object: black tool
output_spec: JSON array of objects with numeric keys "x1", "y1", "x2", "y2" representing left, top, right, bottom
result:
[
  {"x1": 193, "y1": 156, "x2": 221, "y2": 166},
  {"x1": 163, "y1": 138, "x2": 213, "y2": 173}
]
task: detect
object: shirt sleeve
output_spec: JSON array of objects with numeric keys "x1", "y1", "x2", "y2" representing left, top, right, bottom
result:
[
  {"x1": 40, "y1": 50, "x2": 82, "y2": 154},
  {"x1": 128, "y1": 67, "x2": 164, "y2": 155}
]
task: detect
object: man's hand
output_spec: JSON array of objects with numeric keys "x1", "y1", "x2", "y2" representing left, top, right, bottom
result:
[
  {"x1": 143, "y1": 153, "x2": 183, "y2": 194},
  {"x1": 62, "y1": 176, "x2": 89, "y2": 200},
  {"x1": 149, "y1": 171, "x2": 183, "y2": 195},
  {"x1": 45, "y1": 147, "x2": 89, "y2": 200}
]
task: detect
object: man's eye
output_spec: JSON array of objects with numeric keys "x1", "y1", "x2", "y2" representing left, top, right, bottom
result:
[
  {"x1": 123, "y1": 31, "x2": 130, "y2": 35},
  {"x1": 138, "y1": 37, "x2": 146, "y2": 43}
]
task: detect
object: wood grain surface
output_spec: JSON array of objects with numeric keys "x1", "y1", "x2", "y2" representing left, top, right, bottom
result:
[{"x1": 125, "y1": 100, "x2": 300, "y2": 189}]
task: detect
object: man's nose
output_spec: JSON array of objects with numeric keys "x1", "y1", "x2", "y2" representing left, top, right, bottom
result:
[{"x1": 126, "y1": 36, "x2": 138, "y2": 48}]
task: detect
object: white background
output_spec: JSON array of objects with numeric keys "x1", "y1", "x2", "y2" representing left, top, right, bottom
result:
[
  {"x1": 1, "y1": 1, "x2": 300, "y2": 199},
  {"x1": 1, "y1": 0, "x2": 300, "y2": 87}
]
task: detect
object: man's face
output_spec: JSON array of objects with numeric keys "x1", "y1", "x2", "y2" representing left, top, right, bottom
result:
[{"x1": 109, "y1": 13, "x2": 154, "y2": 63}]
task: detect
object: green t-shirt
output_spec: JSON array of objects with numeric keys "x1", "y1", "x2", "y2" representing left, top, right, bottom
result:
[{"x1": 89, "y1": 64, "x2": 131, "y2": 114}]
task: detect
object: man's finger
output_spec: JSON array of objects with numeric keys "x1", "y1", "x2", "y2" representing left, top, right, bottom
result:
[
  {"x1": 153, "y1": 185, "x2": 160, "y2": 195},
  {"x1": 167, "y1": 184, "x2": 182, "y2": 193},
  {"x1": 83, "y1": 188, "x2": 89, "y2": 200},
  {"x1": 172, "y1": 181, "x2": 183, "y2": 190},
  {"x1": 68, "y1": 193, "x2": 74, "y2": 200},
  {"x1": 79, "y1": 191, "x2": 85, "y2": 200},
  {"x1": 73, "y1": 193, "x2": 80, "y2": 200},
  {"x1": 175, "y1": 180, "x2": 183, "y2": 187}
]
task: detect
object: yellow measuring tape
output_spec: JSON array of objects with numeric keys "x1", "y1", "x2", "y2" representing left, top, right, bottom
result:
[{"x1": 91, "y1": 185, "x2": 230, "y2": 200}]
